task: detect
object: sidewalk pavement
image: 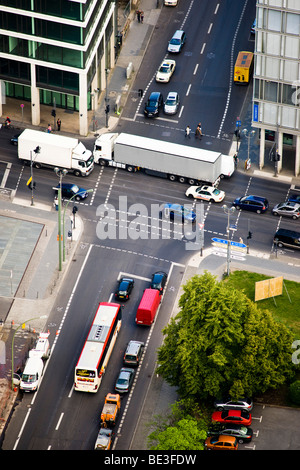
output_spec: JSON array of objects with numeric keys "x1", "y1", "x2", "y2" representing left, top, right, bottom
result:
[{"x1": 1, "y1": 0, "x2": 300, "y2": 450}]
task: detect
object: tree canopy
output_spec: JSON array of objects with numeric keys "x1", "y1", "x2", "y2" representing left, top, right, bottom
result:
[{"x1": 157, "y1": 272, "x2": 295, "y2": 401}]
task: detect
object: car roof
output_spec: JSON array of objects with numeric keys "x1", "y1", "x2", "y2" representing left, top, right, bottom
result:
[
  {"x1": 214, "y1": 435, "x2": 237, "y2": 443},
  {"x1": 246, "y1": 195, "x2": 267, "y2": 202},
  {"x1": 149, "y1": 91, "x2": 161, "y2": 99}
]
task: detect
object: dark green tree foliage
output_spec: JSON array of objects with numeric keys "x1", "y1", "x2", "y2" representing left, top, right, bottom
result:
[{"x1": 157, "y1": 272, "x2": 295, "y2": 400}]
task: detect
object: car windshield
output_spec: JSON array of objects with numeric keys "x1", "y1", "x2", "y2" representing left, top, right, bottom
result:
[
  {"x1": 165, "y1": 98, "x2": 175, "y2": 105},
  {"x1": 170, "y1": 39, "x2": 180, "y2": 45},
  {"x1": 22, "y1": 374, "x2": 36, "y2": 383},
  {"x1": 117, "y1": 378, "x2": 128, "y2": 385},
  {"x1": 71, "y1": 185, "x2": 80, "y2": 193},
  {"x1": 213, "y1": 189, "x2": 221, "y2": 195},
  {"x1": 159, "y1": 65, "x2": 170, "y2": 73},
  {"x1": 239, "y1": 426, "x2": 248, "y2": 435}
]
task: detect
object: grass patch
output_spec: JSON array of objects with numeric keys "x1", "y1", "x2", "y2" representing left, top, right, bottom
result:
[{"x1": 223, "y1": 270, "x2": 300, "y2": 338}]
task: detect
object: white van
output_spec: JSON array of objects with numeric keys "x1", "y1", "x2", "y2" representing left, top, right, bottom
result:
[
  {"x1": 167, "y1": 30, "x2": 186, "y2": 53},
  {"x1": 20, "y1": 357, "x2": 44, "y2": 392}
]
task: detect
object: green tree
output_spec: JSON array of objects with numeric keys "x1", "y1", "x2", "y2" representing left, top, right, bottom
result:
[
  {"x1": 157, "y1": 272, "x2": 295, "y2": 400},
  {"x1": 148, "y1": 416, "x2": 206, "y2": 450}
]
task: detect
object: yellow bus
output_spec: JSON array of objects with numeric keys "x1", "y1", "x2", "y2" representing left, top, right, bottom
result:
[{"x1": 234, "y1": 51, "x2": 254, "y2": 84}]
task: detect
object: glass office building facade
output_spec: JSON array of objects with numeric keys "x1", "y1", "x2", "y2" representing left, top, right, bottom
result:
[
  {"x1": 0, "y1": 0, "x2": 117, "y2": 135},
  {"x1": 252, "y1": 0, "x2": 300, "y2": 175}
]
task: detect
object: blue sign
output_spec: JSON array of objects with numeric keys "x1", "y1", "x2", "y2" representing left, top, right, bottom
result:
[
  {"x1": 212, "y1": 237, "x2": 247, "y2": 248},
  {"x1": 253, "y1": 103, "x2": 258, "y2": 122}
]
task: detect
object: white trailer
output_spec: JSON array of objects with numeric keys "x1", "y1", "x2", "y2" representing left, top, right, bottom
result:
[
  {"x1": 93, "y1": 133, "x2": 234, "y2": 185},
  {"x1": 18, "y1": 129, "x2": 94, "y2": 177}
]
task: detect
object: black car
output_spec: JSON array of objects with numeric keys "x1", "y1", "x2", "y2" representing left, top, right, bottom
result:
[
  {"x1": 10, "y1": 133, "x2": 21, "y2": 145},
  {"x1": 232, "y1": 195, "x2": 269, "y2": 214},
  {"x1": 208, "y1": 424, "x2": 253, "y2": 444},
  {"x1": 150, "y1": 271, "x2": 167, "y2": 294},
  {"x1": 144, "y1": 91, "x2": 163, "y2": 117},
  {"x1": 288, "y1": 194, "x2": 300, "y2": 204},
  {"x1": 55, "y1": 183, "x2": 89, "y2": 201},
  {"x1": 115, "y1": 277, "x2": 134, "y2": 300}
]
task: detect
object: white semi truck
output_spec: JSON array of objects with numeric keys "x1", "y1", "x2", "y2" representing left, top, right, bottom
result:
[
  {"x1": 18, "y1": 129, "x2": 94, "y2": 177},
  {"x1": 93, "y1": 133, "x2": 234, "y2": 185}
]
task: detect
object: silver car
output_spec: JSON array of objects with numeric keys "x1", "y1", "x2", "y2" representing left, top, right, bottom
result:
[
  {"x1": 164, "y1": 92, "x2": 180, "y2": 115},
  {"x1": 272, "y1": 202, "x2": 300, "y2": 219},
  {"x1": 214, "y1": 398, "x2": 253, "y2": 411},
  {"x1": 115, "y1": 367, "x2": 135, "y2": 394}
]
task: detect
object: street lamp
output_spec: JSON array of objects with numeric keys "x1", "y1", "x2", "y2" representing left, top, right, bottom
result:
[
  {"x1": 29, "y1": 146, "x2": 41, "y2": 206},
  {"x1": 11, "y1": 315, "x2": 47, "y2": 390},
  {"x1": 242, "y1": 128, "x2": 255, "y2": 164},
  {"x1": 105, "y1": 68, "x2": 110, "y2": 128},
  {"x1": 62, "y1": 189, "x2": 93, "y2": 261},
  {"x1": 222, "y1": 204, "x2": 236, "y2": 276},
  {"x1": 54, "y1": 167, "x2": 68, "y2": 271}
]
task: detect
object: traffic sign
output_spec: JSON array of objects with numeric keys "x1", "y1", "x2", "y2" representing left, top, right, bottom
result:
[{"x1": 211, "y1": 237, "x2": 247, "y2": 252}]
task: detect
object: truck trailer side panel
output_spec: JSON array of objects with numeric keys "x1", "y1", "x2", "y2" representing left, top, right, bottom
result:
[{"x1": 114, "y1": 133, "x2": 222, "y2": 184}]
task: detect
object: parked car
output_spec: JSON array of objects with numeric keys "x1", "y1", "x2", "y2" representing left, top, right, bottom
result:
[
  {"x1": 115, "y1": 277, "x2": 134, "y2": 300},
  {"x1": 144, "y1": 91, "x2": 163, "y2": 117},
  {"x1": 273, "y1": 228, "x2": 300, "y2": 250},
  {"x1": 205, "y1": 434, "x2": 238, "y2": 450},
  {"x1": 185, "y1": 185, "x2": 225, "y2": 202},
  {"x1": 208, "y1": 424, "x2": 253, "y2": 444},
  {"x1": 214, "y1": 397, "x2": 253, "y2": 411},
  {"x1": 94, "y1": 428, "x2": 114, "y2": 450},
  {"x1": 161, "y1": 203, "x2": 196, "y2": 223},
  {"x1": 150, "y1": 271, "x2": 167, "y2": 294},
  {"x1": 164, "y1": 91, "x2": 180, "y2": 115},
  {"x1": 288, "y1": 194, "x2": 300, "y2": 204},
  {"x1": 272, "y1": 202, "x2": 300, "y2": 219},
  {"x1": 212, "y1": 409, "x2": 252, "y2": 426},
  {"x1": 55, "y1": 183, "x2": 89, "y2": 201},
  {"x1": 115, "y1": 367, "x2": 135, "y2": 394},
  {"x1": 155, "y1": 59, "x2": 176, "y2": 83},
  {"x1": 232, "y1": 195, "x2": 268, "y2": 213}
]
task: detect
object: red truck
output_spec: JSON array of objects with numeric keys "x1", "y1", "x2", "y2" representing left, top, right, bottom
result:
[{"x1": 135, "y1": 288, "x2": 160, "y2": 326}]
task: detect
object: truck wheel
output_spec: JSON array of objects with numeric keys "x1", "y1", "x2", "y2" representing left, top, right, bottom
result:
[
  {"x1": 73, "y1": 170, "x2": 81, "y2": 177},
  {"x1": 178, "y1": 176, "x2": 186, "y2": 183},
  {"x1": 99, "y1": 159, "x2": 107, "y2": 166},
  {"x1": 34, "y1": 162, "x2": 42, "y2": 169},
  {"x1": 188, "y1": 179, "x2": 196, "y2": 185},
  {"x1": 168, "y1": 174, "x2": 177, "y2": 182}
]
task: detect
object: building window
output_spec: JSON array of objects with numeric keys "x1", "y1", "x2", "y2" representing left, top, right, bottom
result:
[
  {"x1": 37, "y1": 65, "x2": 79, "y2": 93},
  {"x1": 264, "y1": 81, "x2": 278, "y2": 102},
  {"x1": 286, "y1": 12, "x2": 300, "y2": 35}
]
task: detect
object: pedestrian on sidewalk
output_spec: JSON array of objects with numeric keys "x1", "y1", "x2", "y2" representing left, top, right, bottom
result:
[
  {"x1": 233, "y1": 153, "x2": 239, "y2": 168},
  {"x1": 136, "y1": 10, "x2": 141, "y2": 22},
  {"x1": 185, "y1": 125, "x2": 191, "y2": 138},
  {"x1": 140, "y1": 11, "x2": 144, "y2": 23},
  {"x1": 57, "y1": 118, "x2": 61, "y2": 131},
  {"x1": 47, "y1": 124, "x2": 52, "y2": 133}
]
